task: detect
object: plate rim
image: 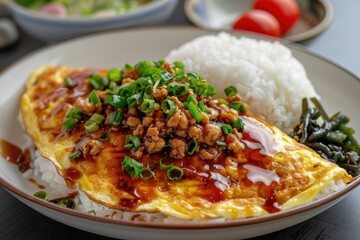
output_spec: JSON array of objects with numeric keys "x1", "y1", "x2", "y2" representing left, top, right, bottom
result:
[
  {"x1": 0, "y1": 26, "x2": 359, "y2": 230},
  {"x1": 184, "y1": 0, "x2": 334, "y2": 42}
]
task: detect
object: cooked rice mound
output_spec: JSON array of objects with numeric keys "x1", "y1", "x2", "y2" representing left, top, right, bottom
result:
[{"x1": 167, "y1": 32, "x2": 319, "y2": 131}]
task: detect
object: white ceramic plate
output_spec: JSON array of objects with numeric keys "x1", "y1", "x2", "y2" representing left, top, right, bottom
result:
[
  {"x1": 185, "y1": 0, "x2": 333, "y2": 42},
  {"x1": 0, "y1": 27, "x2": 359, "y2": 240}
]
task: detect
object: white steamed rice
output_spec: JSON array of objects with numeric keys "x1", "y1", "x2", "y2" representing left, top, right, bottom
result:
[{"x1": 166, "y1": 32, "x2": 319, "y2": 131}]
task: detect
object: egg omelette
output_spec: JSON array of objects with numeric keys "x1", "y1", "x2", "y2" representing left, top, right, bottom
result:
[{"x1": 20, "y1": 61, "x2": 353, "y2": 219}]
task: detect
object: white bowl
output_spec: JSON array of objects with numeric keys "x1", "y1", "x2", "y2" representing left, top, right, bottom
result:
[{"x1": 7, "y1": 0, "x2": 178, "y2": 42}]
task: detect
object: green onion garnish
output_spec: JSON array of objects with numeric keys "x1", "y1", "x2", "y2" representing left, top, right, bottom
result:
[
  {"x1": 160, "y1": 71, "x2": 173, "y2": 84},
  {"x1": 122, "y1": 156, "x2": 143, "y2": 178},
  {"x1": 140, "y1": 168, "x2": 154, "y2": 180},
  {"x1": 85, "y1": 120, "x2": 99, "y2": 132},
  {"x1": 127, "y1": 94, "x2": 142, "y2": 107},
  {"x1": 88, "y1": 113, "x2": 105, "y2": 124},
  {"x1": 147, "y1": 160, "x2": 158, "y2": 170},
  {"x1": 107, "y1": 68, "x2": 123, "y2": 82},
  {"x1": 135, "y1": 61, "x2": 152, "y2": 75},
  {"x1": 218, "y1": 98, "x2": 228, "y2": 105},
  {"x1": 221, "y1": 124, "x2": 232, "y2": 135},
  {"x1": 88, "y1": 90, "x2": 101, "y2": 106},
  {"x1": 216, "y1": 141, "x2": 226, "y2": 147},
  {"x1": 66, "y1": 107, "x2": 82, "y2": 120},
  {"x1": 224, "y1": 86, "x2": 237, "y2": 97},
  {"x1": 109, "y1": 111, "x2": 124, "y2": 126},
  {"x1": 161, "y1": 99, "x2": 177, "y2": 119},
  {"x1": 64, "y1": 77, "x2": 76, "y2": 88},
  {"x1": 33, "y1": 191, "x2": 48, "y2": 200},
  {"x1": 187, "y1": 140, "x2": 198, "y2": 155},
  {"x1": 198, "y1": 100, "x2": 209, "y2": 113},
  {"x1": 141, "y1": 99, "x2": 155, "y2": 114},
  {"x1": 143, "y1": 85, "x2": 153, "y2": 99},
  {"x1": 233, "y1": 118, "x2": 245, "y2": 132},
  {"x1": 63, "y1": 118, "x2": 77, "y2": 131},
  {"x1": 69, "y1": 150, "x2": 81, "y2": 160},
  {"x1": 173, "y1": 61, "x2": 185, "y2": 69},
  {"x1": 99, "y1": 132, "x2": 110, "y2": 142},
  {"x1": 188, "y1": 102, "x2": 203, "y2": 123},
  {"x1": 88, "y1": 210, "x2": 96, "y2": 215},
  {"x1": 125, "y1": 135, "x2": 141, "y2": 151},
  {"x1": 106, "y1": 95, "x2": 127, "y2": 108},
  {"x1": 230, "y1": 101, "x2": 245, "y2": 113},
  {"x1": 159, "y1": 158, "x2": 173, "y2": 170},
  {"x1": 125, "y1": 63, "x2": 133, "y2": 70},
  {"x1": 168, "y1": 83, "x2": 189, "y2": 96},
  {"x1": 56, "y1": 199, "x2": 76, "y2": 209},
  {"x1": 154, "y1": 59, "x2": 165, "y2": 67},
  {"x1": 166, "y1": 166, "x2": 184, "y2": 181},
  {"x1": 187, "y1": 72, "x2": 199, "y2": 80},
  {"x1": 88, "y1": 72, "x2": 103, "y2": 90}
]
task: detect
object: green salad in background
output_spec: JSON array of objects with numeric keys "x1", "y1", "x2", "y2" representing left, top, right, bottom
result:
[{"x1": 15, "y1": 0, "x2": 154, "y2": 17}]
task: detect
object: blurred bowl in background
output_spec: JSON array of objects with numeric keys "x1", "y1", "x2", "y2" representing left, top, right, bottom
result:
[
  {"x1": 8, "y1": 0, "x2": 178, "y2": 42},
  {"x1": 184, "y1": 0, "x2": 333, "y2": 42}
]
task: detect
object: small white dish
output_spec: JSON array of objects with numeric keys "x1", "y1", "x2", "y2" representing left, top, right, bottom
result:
[
  {"x1": 0, "y1": 27, "x2": 359, "y2": 239},
  {"x1": 7, "y1": 0, "x2": 178, "y2": 42},
  {"x1": 185, "y1": 0, "x2": 333, "y2": 42}
]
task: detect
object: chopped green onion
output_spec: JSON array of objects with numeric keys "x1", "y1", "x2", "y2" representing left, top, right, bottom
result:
[
  {"x1": 166, "y1": 166, "x2": 184, "y2": 181},
  {"x1": 147, "y1": 160, "x2": 158, "y2": 170},
  {"x1": 64, "y1": 77, "x2": 76, "y2": 88},
  {"x1": 125, "y1": 63, "x2": 133, "y2": 70},
  {"x1": 85, "y1": 120, "x2": 99, "y2": 132},
  {"x1": 160, "y1": 71, "x2": 173, "y2": 84},
  {"x1": 135, "y1": 61, "x2": 152, "y2": 75},
  {"x1": 204, "y1": 85, "x2": 217, "y2": 96},
  {"x1": 99, "y1": 132, "x2": 110, "y2": 142},
  {"x1": 140, "y1": 168, "x2": 154, "y2": 180},
  {"x1": 216, "y1": 141, "x2": 226, "y2": 147},
  {"x1": 187, "y1": 72, "x2": 199, "y2": 80},
  {"x1": 144, "y1": 85, "x2": 153, "y2": 98},
  {"x1": 218, "y1": 98, "x2": 228, "y2": 105},
  {"x1": 173, "y1": 61, "x2": 185, "y2": 69},
  {"x1": 69, "y1": 150, "x2": 81, "y2": 160},
  {"x1": 161, "y1": 99, "x2": 177, "y2": 119},
  {"x1": 325, "y1": 131, "x2": 348, "y2": 144},
  {"x1": 33, "y1": 191, "x2": 48, "y2": 200},
  {"x1": 106, "y1": 95, "x2": 127, "y2": 108},
  {"x1": 230, "y1": 101, "x2": 245, "y2": 113},
  {"x1": 88, "y1": 113, "x2": 105, "y2": 124},
  {"x1": 154, "y1": 59, "x2": 165, "y2": 67},
  {"x1": 63, "y1": 118, "x2": 77, "y2": 131},
  {"x1": 159, "y1": 158, "x2": 173, "y2": 170},
  {"x1": 88, "y1": 210, "x2": 96, "y2": 215},
  {"x1": 187, "y1": 140, "x2": 198, "y2": 155},
  {"x1": 88, "y1": 73, "x2": 103, "y2": 90},
  {"x1": 224, "y1": 86, "x2": 237, "y2": 97},
  {"x1": 127, "y1": 94, "x2": 142, "y2": 107},
  {"x1": 109, "y1": 111, "x2": 124, "y2": 126},
  {"x1": 56, "y1": 199, "x2": 76, "y2": 209},
  {"x1": 107, "y1": 68, "x2": 123, "y2": 82},
  {"x1": 125, "y1": 135, "x2": 141, "y2": 151},
  {"x1": 66, "y1": 107, "x2": 82, "y2": 120},
  {"x1": 188, "y1": 102, "x2": 203, "y2": 123},
  {"x1": 89, "y1": 78, "x2": 100, "y2": 90},
  {"x1": 168, "y1": 83, "x2": 189, "y2": 96},
  {"x1": 221, "y1": 124, "x2": 232, "y2": 135},
  {"x1": 122, "y1": 156, "x2": 143, "y2": 178},
  {"x1": 233, "y1": 118, "x2": 245, "y2": 132},
  {"x1": 142, "y1": 99, "x2": 155, "y2": 114},
  {"x1": 187, "y1": 95, "x2": 197, "y2": 104},
  {"x1": 198, "y1": 100, "x2": 209, "y2": 113},
  {"x1": 88, "y1": 90, "x2": 101, "y2": 106}
]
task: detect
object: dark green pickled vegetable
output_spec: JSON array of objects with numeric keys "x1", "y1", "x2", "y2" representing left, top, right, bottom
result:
[{"x1": 291, "y1": 98, "x2": 360, "y2": 176}]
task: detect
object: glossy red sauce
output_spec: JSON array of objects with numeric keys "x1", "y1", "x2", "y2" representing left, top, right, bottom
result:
[
  {"x1": 65, "y1": 168, "x2": 82, "y2": 181},
  {"x1": 28, "y1": 178, "x2": 45, "y2": 189},
  {"x1": 0, "y1": 139, "x2": 31, "y2": 172}
]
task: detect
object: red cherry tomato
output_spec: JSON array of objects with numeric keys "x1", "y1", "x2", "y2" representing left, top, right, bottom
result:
[
  {"x1": 232, "y1": 10, "x2": 281, "y2": 37},
  {"x1": 253, "y1": 0, "x2": 300, "y2": 34}
]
